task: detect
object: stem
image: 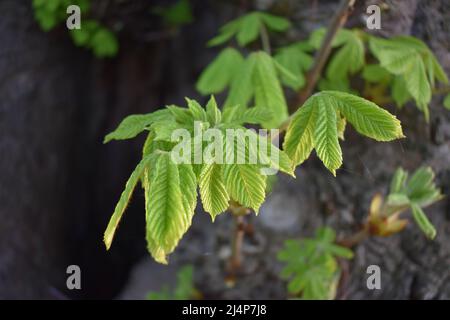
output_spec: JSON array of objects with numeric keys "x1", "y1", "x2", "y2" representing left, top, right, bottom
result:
[
  {"x1": 294, "y1": 0, "x2": 356, "y2": 107},
  {"x1": 272, "y1": 0, "x2": 356, "y2": 142},
  {"x1": 230, "y1": 215, "x2": 245, "y2": 271},
  {"x1": 337, "y1": 227, "x2": 369, "y2": 248},
  {"x1": 260, "y1": 24, "x2": 271, "y2": 54},
  {"x1": 433, "y1": 85, "x2": 450, "y2": 95}
]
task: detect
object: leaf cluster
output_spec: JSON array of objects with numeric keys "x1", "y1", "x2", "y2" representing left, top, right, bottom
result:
[
  {"x1": 386, "y1": 167, "x2": 443, "y2": 239},
  {"x1": 32, "y1": 0, "x2": 118, "y2": 57},
  {"x1": 103, "y1": 97, "x2": 294, "y2": 263},
  {"x1": 277, "y1": 227, "x2": 353, "y2": 300}
]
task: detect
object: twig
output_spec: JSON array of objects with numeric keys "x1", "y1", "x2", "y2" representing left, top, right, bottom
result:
[
  {"x1": 230, "y1": 215, "x2": 245, "y2": 271},
  {"x1": 294, "y1": 0, "x2": 356, "y2": 107},
  {"x1": 272, "y1": 0, "x2": 356, "y2": 142},
  {"x1": 337, "y1": 227, "x2": 369, "y2": 248}
]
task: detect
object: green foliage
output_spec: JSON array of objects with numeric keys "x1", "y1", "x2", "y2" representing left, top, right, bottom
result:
[
  {"x1": 33, "y1": 0, "x2": 90, "y2": 31},
  {"x1": 208, "y1": 12, "x2": 290, "y2": 47},
  {"x1": 277, "y1": 227, "x2": 353, "y2": 300},
  {"x1": 387, "y1": 167, "x2": 443, "y2": 239},
  {"x1": 32, "y1": 0, "x2": 118, "y2": 57},
  {"x1": 152, "y1": 0, "x2": 193, "y2": 27},
  {"x1": 103, "y1": 109, "x2": 172, "y2": 143},
  {"x1": 196, "y1": 48, "x2": 245, "y2": 95},
  {"x1": 71, "y1": 21, "x2": 118, "y2": 57},
  {"x1": 283, "y1": 91, "x2": 404, "y2": 175},
  {"x1": 274, "y1": 42, "x2": 314, "y2": 90},
  {"x1": 104, "y1": 96, "x2": 294, "y2": 263},
  {"x1": 444, "y1": 94, "x2": 450, "y2": 110},
  {"x1": 197, "y1": 51, "x2": 290, "y2": 128},
  {"x1": 307, "y1": 28, "x2": 449, "y2": 119},
  {"x1": 369, "y1": 36, "x2": 448, "y2": 119},
  {"x1": 311, "y1": 28, "x2": 365, "y2": 83},
  {"x1": 147, "y1": 265, "x2": 197, "y2": 300}
]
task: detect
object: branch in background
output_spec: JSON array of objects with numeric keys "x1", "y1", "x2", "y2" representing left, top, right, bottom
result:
[
  {"x1": 294, "y1": 0, "x2": 356, "y2": 108},
  {"x1": 275, "y1": 0, "x2": 356, "y2": 137}
]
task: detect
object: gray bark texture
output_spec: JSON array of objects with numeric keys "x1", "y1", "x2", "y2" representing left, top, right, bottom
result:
[{"x1": 0, "y1": 0, "x2": 449, "y2": 299}]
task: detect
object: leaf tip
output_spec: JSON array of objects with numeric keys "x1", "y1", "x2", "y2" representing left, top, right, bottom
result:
[{"x1": 103, "y1": 234, "x2": 112, "y2": 251}]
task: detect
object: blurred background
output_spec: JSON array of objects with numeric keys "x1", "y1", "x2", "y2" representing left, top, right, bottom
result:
[{"x1": 0, "y1": 0, "x2": 449, "y2": 299}]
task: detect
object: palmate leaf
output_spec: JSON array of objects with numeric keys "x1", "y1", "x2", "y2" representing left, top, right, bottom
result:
[
  {"x1": 196, "y1": 48, "x2": 244, "y2": 95},
  {"x1": 369, "y1": 35, "x2": 448, "y2": 116},
  {"x1": 387, "y1": 167, "x2": 442, "y2": 239},
  {"x1": 277, "y1": 227, "x2": 353, "y2": 299},
  {"x1": 199, "y1": 163, "x2": 230, "y2": 221},
  {"x1": 222, "y1": 51, "x2": 289, "y2": 129},
  {"x1": 208, "y1": 11, "x2": 290, "y2": 47},
  {"x1": 284, "y1": 91, "x2": 403, "y2": 175},
  {"x1": 106, "y1": 97, "x2": 301, "y2": 264},
  {"x1": 325, "y1": 30, "x2": 365, "y2": 81},
  {"x1": 274, "y1": 42, "x2": 313, "y2": 90}
]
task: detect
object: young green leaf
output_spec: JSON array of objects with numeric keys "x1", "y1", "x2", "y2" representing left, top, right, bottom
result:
[
  {"x1": 145, "y1": 152, "x2": 195, "y2": 264},
  {"x1": 313, "y1": 96, "x2": 342, "y2": 176},
  {"x1": 223, "y1": 53, "x2": 257, "y2": 112},
  {"x1": 274, "y1": 43, "x2": 313, "y2": 90},
  {"x1": 325, "y1": 30, "x2": 365, "y2": 80},
  {"x1": 283, "y1": 99, "x2": 317, "y2": 167},
  {"x1": 390, "y1": 167, "x2": 408, "y2": 194},
  {"x1": 251, "y1": 51, "x2": 289, "y2": 128},
  {"x1": 404, "y1": 58, "x2": 431, "y2": 110},
  {"x1": 104, "y1": 155, "x2": 152, "y2": 250},
  {"x1": 324, "y1": 91, "x2": 404, "y2": 141},
  {"x1": 411, "y1": 203, "x2": 436, "y2": 240},
  {"x1": 199, "y1": 163, "x2": 230, "y2": 220},
  {"x1": 278, "y1": 227, "x2": 353, "y2": 300},
  {"x1": 226, "y1": 107, "x2": 273, "y2": 126},
  {"x1": 208, "y1": 11, "x2": 290, "y2": 47},
  {"x1": 186, "y1": 98, "x2": 208, "y2": 122},
  {"x1": 369, "y1": 35, "x2": 448, "y2": 116},
  {"x1": 205, "y1": 96, "x2": 222, "y2": 126},
  {"x1": 391, "y1": 76, "x2": 411, "y2": 108},
  {"x1": 196, "y1": 48, "x2": 244, "y2": 95},
  {"x1": 444, "y1": 94, "x2": 450, "y2": 110},
  {"x1": 222, "y1": 136, "x2": 267, "y2": 212},
  {"x1": 362, "y1": 65, "x2": 391, "y2": 83},
  {"x1": 284, "y1": 91, "x2": 403, "y2": 175},
  {"x1": 104, "y1": 109, "x2": 172, "y2": 143}
]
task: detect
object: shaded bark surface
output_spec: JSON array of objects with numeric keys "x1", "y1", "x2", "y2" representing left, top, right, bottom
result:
[{"x1": 0, "y1": 0, "x2": 449, "y2": 299}]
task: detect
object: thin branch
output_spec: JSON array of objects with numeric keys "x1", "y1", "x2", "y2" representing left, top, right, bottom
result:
[
  {"x1": 294, "y1": 0, "x2": 356, "y2": 107},
  {"x1": 229, "y1": 215, "x2": 245, "y2": 271},
  {"x1": 273, "y1": 0, "x2": 356, "y2": 141},
  {"x1": 337, "y1": 227, "x2": 369, "y2": 248}
]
